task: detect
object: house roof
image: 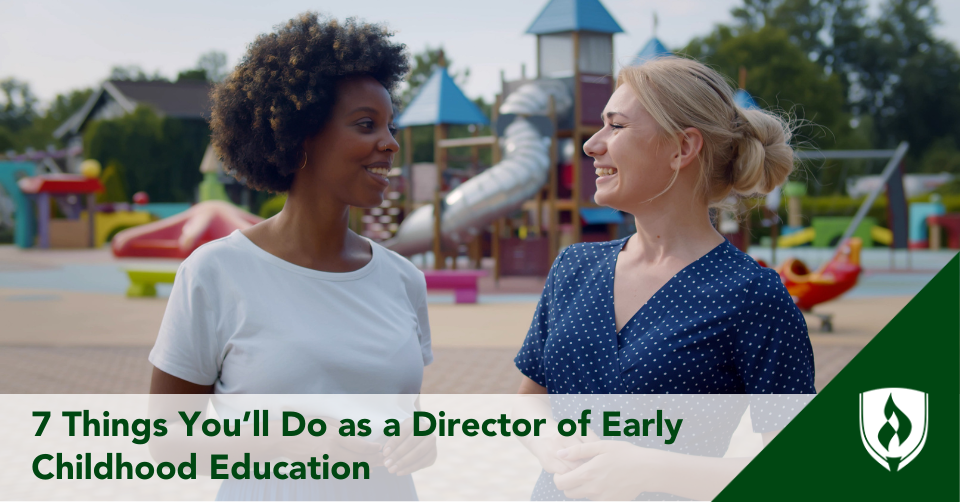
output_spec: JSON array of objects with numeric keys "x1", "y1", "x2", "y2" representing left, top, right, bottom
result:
[
  {"x1": 397, "y1": 67, "x2": 489, "y2": 127},
  {"x1": 54, "y1": 80, "x2": 212, "y2": 139},
  {"x1": 633, "y1": 37, "x2": 672, "y2": 65},
  {"x1": 734, "y1": 89, "x2": 760, "y2": 109},
  {"x1": 526, "y1": 0, "x2": 623, "y2": 35}
]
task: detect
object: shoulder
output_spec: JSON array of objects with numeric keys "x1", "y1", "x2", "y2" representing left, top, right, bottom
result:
[
  {"x1": 552, "y1": 237, "x2": 626, "y2": 273},
  {"x1": 710, "y1": 242, "x2": 798, "y2": 315},
  {"x1": 370, "y1": 240, "x2": 425, "y2": 285},
  {"x1": 175, "y1": 231, "x2": 249, "y2": 281},
  {"x1": 559, "y1": 237, "x2": 627, "y2": 263}
]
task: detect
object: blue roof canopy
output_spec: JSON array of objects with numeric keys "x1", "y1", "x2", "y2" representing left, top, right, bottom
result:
[
  {"x1": 733, "y1": 89, "x2": 760, "y2": 110},
  {"x1": 579, "y1": 207, "x2": 624, "y2": 225},
  {"x1": 632, "y1": 37, "x2": 671, "y2": 65},
  {"x1": 397, "y1": 67, "x2": 489, "y2": 127},
  {"x1": 526, "y1": 0, "x2": 624, "y2": 35}
]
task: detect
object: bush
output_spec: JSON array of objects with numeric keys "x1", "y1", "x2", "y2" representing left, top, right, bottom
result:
[
  {"x1": 258, "y1": 194, "x2": 287, "y2": 219},
  {"x1": 83, "y1": 105, "x2": 207, "y2": 203}
]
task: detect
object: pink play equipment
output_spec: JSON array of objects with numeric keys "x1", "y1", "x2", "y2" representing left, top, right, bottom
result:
[
  {"x1": 111, "y1": 200, "x2": 262, "y2": 258},
  {"x1": 423, "y1": 270, "x2": 487, "y2": 304},
  {"x1": 17, "y1": 174, "x2": 104, "y2": 248}
]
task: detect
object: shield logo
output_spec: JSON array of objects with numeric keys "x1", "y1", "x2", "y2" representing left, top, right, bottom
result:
[{"x1": 859, "y1": 388, "x2": 928, "y2": 472}]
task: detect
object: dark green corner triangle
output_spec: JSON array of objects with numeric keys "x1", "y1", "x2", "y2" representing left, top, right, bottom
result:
[{"x1": 716, "y1": 255, "x2": 959, "y2": 501}]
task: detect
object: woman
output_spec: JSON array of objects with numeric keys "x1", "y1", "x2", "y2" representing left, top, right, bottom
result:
[
  {"x1": 515, "y1": 57, "x2": 816, "y2": 500},
  {"x1": 148, "y1": 13, "x2": 434, "y2": 500}
]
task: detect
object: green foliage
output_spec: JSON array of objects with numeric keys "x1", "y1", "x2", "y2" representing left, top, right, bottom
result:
[
  {"x1": 109, "y1": 65, "x2": 167, "y2": 82},
  {"x1": 83, "y1": 105, "x2": 207, "y2": 203},
  {"x1": 722, "y1": 0, "x2": 960, "y2": 159},
  {"x1": 176, "y1": 69, "x2": 208, "y2": 83},
  {"x1": 918, "y1": 138, "x2": 960, "y2": 174},
  {"x1": 258, "y1": 194, "x2": 287, "y2": 219},
  {"x1": 683, "y1": 25, "x2": 847, "y2": 150},
  {"x1": 0, "y1": 78, "x2": 38, "y2": 135},
  {"x1": 400, "y1": 47, "x2": 492, "y2": 168},
  {"x1": 97, "y1": 161, "x2": 128, "y2": 204},
  {"x1": 400, "y1": 46, "x2": 469, "y2": 107},
  {"x1": 196, "y1": 51, "x2": 229, "y2": 83},
  {"x1": 0, "y1": 81, "x2": 92, "y2": 153}
]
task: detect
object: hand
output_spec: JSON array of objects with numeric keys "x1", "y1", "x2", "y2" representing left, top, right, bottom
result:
[
  {"x1": 552, "y1": 441, "x2": 666, "y2": 501},
  {"x1": 381, "y1": 417, "x2": 437, "y2": 476},
  {"x1": 526, "y1": 425, "x2": 600, "y2": 475}
]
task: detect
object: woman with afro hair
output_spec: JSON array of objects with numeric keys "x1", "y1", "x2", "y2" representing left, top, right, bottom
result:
[{"x1": 148, "y1": 13, "x2": 434, "y2": 499}]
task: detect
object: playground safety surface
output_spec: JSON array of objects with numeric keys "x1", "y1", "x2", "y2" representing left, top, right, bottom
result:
[{"x1": 0, "y1": 244, "x2": 941, "y2": 394}]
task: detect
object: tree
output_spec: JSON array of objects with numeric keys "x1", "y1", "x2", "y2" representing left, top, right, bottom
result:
[
  {"x1": 83, "y1": 105, "x2": 206, "y2": 202},
  {"x1": 108, "y1": 65, "x2": 167, "y2": 82},
  {"x1": 683, "y1": 25, "x2": 848, "y2": 150},
  {"x1": 723, "y1": 0, "x2": 960, "y2": 159},
  {"x1": 176, "y1": 69, "x2": 208, "y2": 83},
  {"x1": 196, "y1": 51, "x2": 229, "y2": 83},
  {"x1": 0, "y1": 78, "x2": 38, "y2": 135},
  {"x1": 401, "y1": 46, "x2": 469, "y2": 107}
]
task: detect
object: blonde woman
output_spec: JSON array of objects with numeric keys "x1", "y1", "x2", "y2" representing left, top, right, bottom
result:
[{"x1": 515, "y1": 57, "x2": 815, "y2": 500}]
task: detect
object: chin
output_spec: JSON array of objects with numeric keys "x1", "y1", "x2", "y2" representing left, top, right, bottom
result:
[{"x1": 593, "y1": 190, "x2": 624, "y2": 212}]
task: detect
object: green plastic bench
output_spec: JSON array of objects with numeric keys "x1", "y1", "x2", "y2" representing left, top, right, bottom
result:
[{"x1": 125, "y1": 269, "x2": 177, "y2": 298}]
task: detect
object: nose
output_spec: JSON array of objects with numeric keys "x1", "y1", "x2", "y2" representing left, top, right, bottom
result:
[
  {"x1": 382, "y1": 130, "x2": 400, "y2": 153},
  {"x1": 583, "y1": 130, "x2": 605, "y2": 158}
]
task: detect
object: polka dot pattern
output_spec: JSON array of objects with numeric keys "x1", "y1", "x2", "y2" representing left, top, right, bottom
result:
[
  {"x1": 514, "y1": 237, "x2": 816, "y2": 395},
  {"x1": 516, "y1": 238, "x2": 816, "y2": 500}
]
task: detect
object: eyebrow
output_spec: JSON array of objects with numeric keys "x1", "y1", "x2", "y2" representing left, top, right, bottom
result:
[
  {"x1": 348, "y1": 106, "x2": 381, "y2": 116},
  {"x1": 604, "y1": 111, "x2": 629, "y2": 121},
  {"x1": 349, "y1": 106, "x2": 396, "y2": 122}
]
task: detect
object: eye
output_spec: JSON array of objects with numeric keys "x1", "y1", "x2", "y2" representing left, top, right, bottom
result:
[
  {"x1": 388, "y1": 124, "x2": 398, "y2": 137},
  {"x1": 610, "y1": 123, "x2": 625, "y2": 130},
  {"x1": 357, "y1": 120, "x2": 374, "y2": 131}
]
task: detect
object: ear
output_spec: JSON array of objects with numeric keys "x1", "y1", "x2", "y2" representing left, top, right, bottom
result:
[{"x1": 671, "y1": 127, "x2": 704, "y2": 171}]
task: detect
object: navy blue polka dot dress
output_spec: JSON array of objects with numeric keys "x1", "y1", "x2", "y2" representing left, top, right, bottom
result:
[{"x1": 515, "y1": 237, "x2": 816, "y2": 395}]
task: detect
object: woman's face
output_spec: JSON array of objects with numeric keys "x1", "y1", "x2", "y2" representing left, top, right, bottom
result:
[
  {"x1": 301, "y1": 76, "x2": 399, "y2": 208},
  {"x1": 583, "y1": 85, "x2": 678, "y2": 212}
]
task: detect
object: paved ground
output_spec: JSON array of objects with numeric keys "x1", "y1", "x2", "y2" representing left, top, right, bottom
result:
[{"x1": 0, "y1": 243, "x2": 934, "y2": 395}]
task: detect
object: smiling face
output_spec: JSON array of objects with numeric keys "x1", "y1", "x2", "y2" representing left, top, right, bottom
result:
[
  {"x1": 299, "y1": 76, "x2": 399, "y2": 208},
  {"x1": 583, "y1": 84, "x2": 680, "y2": 213}
]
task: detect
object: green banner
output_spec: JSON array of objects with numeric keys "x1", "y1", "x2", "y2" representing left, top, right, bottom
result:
[{"x1": 717, "y1": 256, "x2": 959, "y2": 500}]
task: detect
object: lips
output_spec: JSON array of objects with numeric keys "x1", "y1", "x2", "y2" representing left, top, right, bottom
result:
[{"x1": 365, "y1": 162, "x2": 391, "y2": 185}]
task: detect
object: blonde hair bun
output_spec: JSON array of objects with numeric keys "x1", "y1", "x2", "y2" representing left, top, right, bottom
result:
[
  {"x1": 617, "y1": 57, "x2": 796, "y2": 204},
  {"x1": 731, "y1": 107, "x2": 794, "y2": 195}
]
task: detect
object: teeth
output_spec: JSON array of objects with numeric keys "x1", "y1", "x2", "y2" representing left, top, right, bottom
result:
[
  {"x1": 595, "y1": 167, "x2": 617, "y2": 176},
  {"x1": 366, "y1": 167, "x2": 390, "y2": 177}
]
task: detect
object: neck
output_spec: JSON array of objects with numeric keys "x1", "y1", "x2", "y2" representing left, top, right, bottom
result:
[
  {"x1": 270, "y1": 183, "x2": 354, "y2": 262},
  {"x1": 623, "y1": 189, "x2": 724, "y2": 263}
]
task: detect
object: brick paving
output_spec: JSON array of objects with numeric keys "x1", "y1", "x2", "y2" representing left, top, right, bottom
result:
[{"x1": 0, "y1": 345, "x2": 855, "y2": 394}]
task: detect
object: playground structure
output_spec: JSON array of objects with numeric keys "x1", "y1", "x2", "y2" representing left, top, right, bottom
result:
[
  {"x1": 388, "y1": 0, "x2": 630, "y2": 275},
  {"x1": 111, "y1": 200, "x2": 261, "y2": 259},
  {"x1": 775, "y1": 237, "x2": 863, "y2": 332},
  {"x1": 17, "y1": 173, "x2": 103, "y2": 248}
]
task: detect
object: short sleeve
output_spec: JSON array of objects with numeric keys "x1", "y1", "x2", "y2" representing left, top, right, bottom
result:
[
  {"x1": 413, "y1": 271, "x2": 433, "y2": 366},
  {"x1": 514, "y1": 248, "x2": 568, "y2": 387},
  {"x1": 734, "y1": 268, "x2": 816, "y2": 395},
  {"x1": 148, "y1": 260, "x2": 222, "y2": 386}
]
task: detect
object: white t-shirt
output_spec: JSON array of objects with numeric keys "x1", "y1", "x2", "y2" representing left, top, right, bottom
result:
[{"x1": 149, "y1": 230, "x2": 432, "y2": 394}]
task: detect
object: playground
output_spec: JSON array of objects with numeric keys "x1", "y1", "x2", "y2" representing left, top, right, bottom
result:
[{"x1": 0, "y1": 0, "x2": 958, "y2": 398}]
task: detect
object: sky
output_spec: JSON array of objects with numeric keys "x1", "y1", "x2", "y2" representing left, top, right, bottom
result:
[{"x1": 1, "y1": 0, "x2": 959, "y2": 108}]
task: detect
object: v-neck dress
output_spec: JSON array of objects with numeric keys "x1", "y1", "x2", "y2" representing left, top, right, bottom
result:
[{"x1": 514, "y1": 237, "x2": 816, "y2": 395}]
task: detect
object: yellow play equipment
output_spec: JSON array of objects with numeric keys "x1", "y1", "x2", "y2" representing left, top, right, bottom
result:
[
  {"x1": 81, "y1": 210, "x2": 155, "y2": 248},
  {"x1": 778, "y1": 225, "x2": 892, "y2": 248}
]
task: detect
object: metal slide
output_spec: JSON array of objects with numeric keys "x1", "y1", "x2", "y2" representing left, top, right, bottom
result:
[{"x1": 386, "y1": 80, "x2": 573, "y2": 256}]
